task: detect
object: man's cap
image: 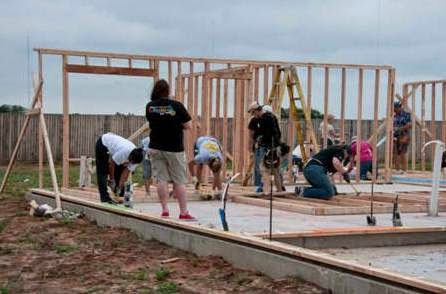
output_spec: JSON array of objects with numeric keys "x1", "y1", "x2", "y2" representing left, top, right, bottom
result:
[
  {"x1": 394, "y1": 101, "x2": 402, "y2": 109},
  {"x1": 248, "y1": 101, "x2": 262, "y2": 113}
]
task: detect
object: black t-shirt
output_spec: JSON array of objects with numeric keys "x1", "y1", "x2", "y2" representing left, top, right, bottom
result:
[
  {"x1": 145, "y1": 98, "x2": 191, "y2": 152},
  {"x1": 258, "y1": 112, "x2": 281, "y2": 147},
  {"x1": 310, "y1": 145, "x2": 347, "y2": 174},
  {"x1": 248, "y1": 117, "x2": 262, "y2": 147}
]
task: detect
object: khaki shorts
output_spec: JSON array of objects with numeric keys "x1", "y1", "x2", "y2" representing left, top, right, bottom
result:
[{"x1": 149, "y1": 149, "x2": 188, "y2": 185}]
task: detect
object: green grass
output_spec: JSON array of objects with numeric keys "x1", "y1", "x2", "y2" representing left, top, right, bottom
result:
[
  {"x1": 155, "y1": 282, "x2": 178, "y2": 294},
  {"x1": 0, "y1": 286, "x2": 9, "y2": 294},
  {"x1": 53, "y1": 243, "x2": 78, "y2": 254},
  {"x1": 155, "y1": 267, "x2": 170, "y2": 282},
  {"x1": 0, "y1": 219, "x2": 6, "y2": 233},
  {"x1": 0, "y1": 162, "x2": 147, "y2": 198},
  {"x1": 0, "y1": 164, "x2": 79, "y2": 197},
  {"x1": 133, "y1": 268, "x2": 149, "y2": 281}
]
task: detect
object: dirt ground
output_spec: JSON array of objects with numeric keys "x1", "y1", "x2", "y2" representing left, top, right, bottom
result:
[{"x1": 0, "y1": 196, "x2": 324, "y2": 293}]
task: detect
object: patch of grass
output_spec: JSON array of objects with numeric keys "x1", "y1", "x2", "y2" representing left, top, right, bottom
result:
[
  {"x1": 14, "y1": 210, "x2": 28, "y2": 217},
  {"x1": 155, "y1": 282, "x2": 178, "y2": 294},
  {"x1": 53, "y1": 243, "x2": 78, "y2": 254},
  {"x1": 133, "y1": 268, "x2": 149, "y2": 281},
  {"x1": 0, "y1": 286, "x2": 9, "y2": 294},
  {"x1": 155, "y1": 267, "x2": 170, "y2": 281},
  {"x1": 0, "y1": 219, "x2": 7, "y2": 233},
  {"x1": 0, "y1": 164, "x2": 79, "y2": 197}
]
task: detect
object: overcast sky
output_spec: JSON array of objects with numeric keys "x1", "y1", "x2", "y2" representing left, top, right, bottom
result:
[{"x1": 0, "y1": 0, "x2": 445, "y2": 117}]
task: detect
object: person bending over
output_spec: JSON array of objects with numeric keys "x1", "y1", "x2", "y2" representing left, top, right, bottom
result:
[
  {"x1": 188, "y1": 136, "x2": 223, "y2": 193},
  {"x1": 295, "y1": 145, "x2": 351, "y2": 200},
  {"x1": 95, "y1": 132, "x2": 143, "y2": 204}
]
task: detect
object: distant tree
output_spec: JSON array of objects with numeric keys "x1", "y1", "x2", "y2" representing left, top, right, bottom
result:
[
  {"x1": 0, "y1": 104, "x2": 27, "y2": 113},
  {"x1": 280, "y1": 107, "x2": 323, "y2": 119}
]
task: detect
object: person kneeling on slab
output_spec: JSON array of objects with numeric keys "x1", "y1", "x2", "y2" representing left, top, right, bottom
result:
[
  {"x1": 188, "y1": 136, "x2": 223, "y2": 195},
  {"x1": 295, "y1": 145, "x2": 352, "y2": 200},
  {"x1": 95, "y1": 132, "x2": 144, "y2": 204}
]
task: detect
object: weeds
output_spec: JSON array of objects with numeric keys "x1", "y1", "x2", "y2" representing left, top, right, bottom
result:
[
  {"x1": 156, "y1": 282, "x2": 178, "y2": 294},
  {"x1": 155, "y1": 267, "x2": 170, "y2": 281},
  {"x1": 133, "y1": 268, "x2": 149, "y2": 281},
  {"x1": 0, "y1": 219, "x2": 7, "y2": 233},
  {"x1": 53, "y1": 244, "x2": 78, "y2": 254}
]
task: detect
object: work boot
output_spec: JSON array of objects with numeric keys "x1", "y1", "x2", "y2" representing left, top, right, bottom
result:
[
  {"x1": 294, "y1": 186, "x2": 304, "y2": 197},
  {"x1": 255, "y1": 186, "x2": 263, "y2": 193}
]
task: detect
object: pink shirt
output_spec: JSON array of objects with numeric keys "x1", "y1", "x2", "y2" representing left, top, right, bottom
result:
[{"x1": 350, "y1": 141, "x2": 373, "y2": 162}]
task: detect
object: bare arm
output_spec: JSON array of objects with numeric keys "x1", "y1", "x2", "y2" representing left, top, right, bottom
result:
[
  {"x1": 108, "y1": 160, "x2": 116, "y2": 180},
  {"x1": 182, "y1": 120, "x2": 192, "y2": 130},
  {"x1": 188, "y1": 160, "x2": 196, "y2": 177},
  {"x1": 118, "y1": 168, "x2": 130, "y2": 189},
  {"x1": 332, "y1": 157, "x2": 347, "y2": 175},
  {"x1": 213, "y1": 170, "x2": 222, "y2": 190}
]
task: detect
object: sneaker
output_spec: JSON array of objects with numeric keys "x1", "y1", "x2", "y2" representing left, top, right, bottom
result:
[
  {"x1": 256, "y1": 186, "x2": 263, "y2": 193},
  {"x1": 294, "y1": 186, "x2": 304, "y2": 197},
  {"x1": 161, "y1": 211, "x2": 170, "y2": 218},
  {"x1": 281, "y1": 186, "x2": 286, "y2": 192},
  {"x1": 179, "y1": 213, "x2": 196, "y2": 221},
  {"x1": 101, "y1": 198, "x2": 118, "y2": 205}
]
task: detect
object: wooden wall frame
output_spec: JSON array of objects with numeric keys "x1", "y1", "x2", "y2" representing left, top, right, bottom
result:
[
  {"x1": 402, "y1": 79, "x2": 446, "y2": 171},
  {"x1": 34, "y1": 48, "x2": 395, "y2": 187}
]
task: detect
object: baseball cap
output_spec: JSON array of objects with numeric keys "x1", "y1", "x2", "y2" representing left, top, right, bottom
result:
[{"x1": 248, "y1": 101, "x2": 262, "y2": 113}]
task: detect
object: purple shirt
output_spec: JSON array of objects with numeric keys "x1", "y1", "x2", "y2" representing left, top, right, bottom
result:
[{"x1": 351, "y1": 141, "x2": 373, "y2": 162}]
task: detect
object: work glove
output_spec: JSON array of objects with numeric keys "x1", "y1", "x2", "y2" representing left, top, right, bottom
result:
[{"x1": 342, "y1": 172, "x2": 351, "y2": 183}]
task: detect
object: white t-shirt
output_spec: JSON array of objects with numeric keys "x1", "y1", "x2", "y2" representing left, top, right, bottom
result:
[
  {"x1": 101, "y1": 132, "x2": 137, "y2": 171},
  {"x1": 292, "y1": 146, "x2": 302, "y2": 158}
]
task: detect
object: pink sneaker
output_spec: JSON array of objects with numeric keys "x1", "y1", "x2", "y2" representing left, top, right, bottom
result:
[
  {"x1": 179, "y1": 213, "x2": 196, "y2": 221},
  {"x1": 161, "y1": 211, "x2": 169, "y2": 217}
]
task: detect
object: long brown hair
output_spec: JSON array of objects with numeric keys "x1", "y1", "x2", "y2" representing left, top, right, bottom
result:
[{"x1": 151, "y1": 79, "x2": 170, "y2": 100}]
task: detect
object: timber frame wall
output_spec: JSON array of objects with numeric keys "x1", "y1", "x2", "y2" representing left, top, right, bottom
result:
[
  {"x1": 34, "y1": 48, "x2": 395, "y2": 188},
  {"x1": 402, "y1": 79, "x2": 446, "y2": 171}
]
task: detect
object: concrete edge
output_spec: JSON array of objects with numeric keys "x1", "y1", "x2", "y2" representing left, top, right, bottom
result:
[{"x1": 26, "y1": 191, "x2": 446, "y2": 294}]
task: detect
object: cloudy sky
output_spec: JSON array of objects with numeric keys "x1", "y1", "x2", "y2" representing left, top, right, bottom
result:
[{"x1": 0, "y1": 0, "x2": 444, "y2": 117}]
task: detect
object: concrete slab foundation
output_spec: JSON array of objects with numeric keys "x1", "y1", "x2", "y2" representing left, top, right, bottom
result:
[{"x1": 26, "y1": 190, "x2": 446, "y2": 294}]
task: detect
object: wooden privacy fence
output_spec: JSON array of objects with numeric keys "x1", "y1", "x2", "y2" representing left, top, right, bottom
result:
[{"x1": 1, "y1": 112, "x2": 442, "y2": 165}]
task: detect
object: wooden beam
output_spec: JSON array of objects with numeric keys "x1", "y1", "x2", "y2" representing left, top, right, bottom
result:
[
  {"x1": 322, "y1": 67, "x2": 329, "y2": 148},
  {"x1": 35, "y1": 48, "x2": 394, "y2": 70},
  {"x1": 421, "y1": 84, "x2": 426, "y2": 171},
  {"x1": 431, "y1": 83, "x2": 436, "y2": 156},
  {"x1": 206, "y1": 72, "x2": 251, "y2": 80},
  {"x1": 263, "y1": 64, "x2": 269, "y2": 102},
  {"x1": 355, "y1": 68, "x2": 363, "y2": 184},
  {"x1": 127, "y1": 122, "x2": 149, "y2": 142},
  {"x1": 38, "y1": 52, "x2": 44, "y2": 189},
  {"x1": 0, "y1": 81, "x2": 43, "y2": 193},
  {"x1": 443, "y1": 82, "x2": 446, "y2": 143},
  {"x1": 340, "y1": 68, "x2": 346, "y2": 142},
  {"x1": 372, "y1": 69, "x2": 380, "y2": 180},
  {"x1": 306, "y1": 65, "x2": 313, "y2": 141},
  {"x1": 65, "y1": 64, "x2": 155, "y2": 77},
  {"x1": 384, "y1": 69, "x2": 395, "y2": 180},
  {"x1": 62, "y1": 55, "x2": 70, "y2": 188},
  {"x1": 410, "y1": 85, "x2": 416, "y2": 170}
]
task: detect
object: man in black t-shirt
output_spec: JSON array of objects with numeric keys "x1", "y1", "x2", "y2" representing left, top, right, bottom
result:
[
  {"x1": 248, "y1": 113, "x2": 263, "y2": 191},
  {"x1": 295, "y1": 145, "x2": 351, "y2": 200},
  {"x1": 248, "y1": 102, "x2": 282, "y2": 193},
  {"x1": 146, "y1": 79, "x2": 195, "y2": 220}
]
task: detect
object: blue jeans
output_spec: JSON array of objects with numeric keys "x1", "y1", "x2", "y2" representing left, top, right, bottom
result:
[
  {"x1": 254, "y1": 146, "x2": 267, "y2": 187},
  {"x1": 303, "y1": 164, "x2": 335, "y2": 200},
  {"x1": 360, "y1": 160, "x2": 372, "y2": 180}
]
